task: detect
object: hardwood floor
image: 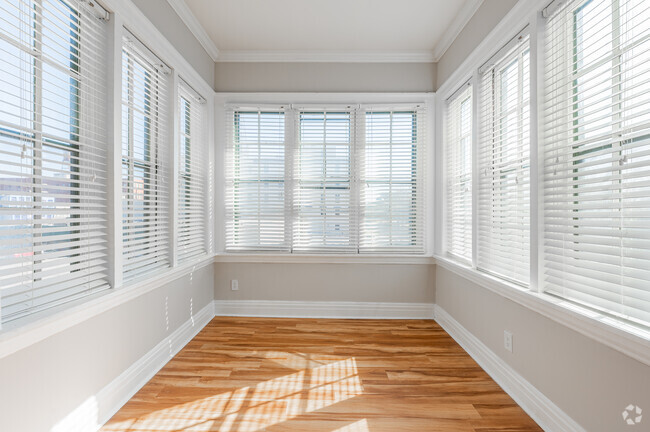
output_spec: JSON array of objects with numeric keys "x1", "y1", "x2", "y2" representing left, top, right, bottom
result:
[{"x1": 102, "y1": 317, "x2": 542, "y2": 432}]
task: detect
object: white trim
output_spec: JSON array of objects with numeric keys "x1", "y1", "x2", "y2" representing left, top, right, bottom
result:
[
  {"x1": 50, "y1": 300, "x2": 215, "y2": 432},
  {"x1": 437, "y1": 0, "x2": 544, "y2": 99},
  {"x1": 215, "y1": 92, "x2": 436, "y2": 257},
  {"x1": 96, "y1": 300, "x2": 214, "y2": 427},
  {"x1": 425, "y1": 95, "x2": 437, "y2": 255},
  {"x1": 435, "y1": 256, "x2": 650, "y2": 367},
  {"x1": 100, "y1": 0, "x2": 214, "y2": 97},
  {"x1": 215, "y1": 50, "x2": 436, "y2": 63},
  {"x1": 106, "y1": 13, "x2": 124, "y2": 290},
  {"x1": 216, "y1": 92, "x2": 435, "y2": 105},
  {"x1": 165, "y1": 0, "x2": 220, "y2": 61},
  {"x1": 214, "y1": 254, "x2": 434, "y2": 265},
  {"x1": 433, "y1": 304, "x2": 586, "y2": 432},
  {"x1": 432, "y1": 0, "x2": 484, "y2": 61},
  {"x1": 0, "y1": 256, "x2": 214, "y2": 360},
  {"x1": 214, "y1": 300, "x2": 434, "y2": 319},
  {"x1": 477, "y1": 25, "x2": 530, "y2": 74},
  {"x1": 170, "y1": 71, "x2": 180, "y2": 267}
]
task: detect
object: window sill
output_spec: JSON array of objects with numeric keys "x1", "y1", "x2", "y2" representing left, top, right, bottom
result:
[
  {"x1": 0, "y1": 255, "x2": 214, "y2": 360},
  {"x1": 214, "y1": 253, "x2": 435, "y2": 265},
  {"x1": 434, "y1": 255, "x2": 650, "y2": 367}
]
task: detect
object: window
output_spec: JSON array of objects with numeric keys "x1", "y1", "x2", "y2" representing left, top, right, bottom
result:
[
  {"x1": 295, "y1": 109, "x2": 354, "y2": 252},
  {"x1": 360, "y1": 107, "x2": 424, "y2": 253},
  {"x1": 477, "y1": 32, "x2": 531, "y2": 285},
  {"x1": 226, "y1": 108, "x2": 288, "y2": 251},
  {"x1": 543, "y1": 0, "x2": 650, "y2": 326},
  {"x1": 121, "y1": 33, "x2": 171, "y2": 282},
  {"x1": 0, "y1": 0, "x2": 109, "y2": 323},
  {"x1": 224, "y1": 104, "x2": 427, "y2": 254},
  {"x1": 445, "y1": 85, "x2": 473, "y2": 262},
  {"x1": 177, "y1": 80, "x2": 208, "y2": 262}
]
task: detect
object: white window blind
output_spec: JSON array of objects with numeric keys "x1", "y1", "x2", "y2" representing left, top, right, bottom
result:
[
  {"x1": 121, "y1": 33, "x2": 171, "y2": 282},
  {"x1": 445, "y1": 85, "x2": 473, "y2": 262},
  {"x1": 0, "y1": 0, "x2": 109, "y2": 323},
  {"x1": 294, "y1": 108, "x2": 355, "y2": 252},
  {"x1": 177, "y1": 80, "x2": 207, "y2": 262},
  {"x1": 226, "y1": 107, "x2": 288, "y2": 251},
  {"x1": 360, "y1": 105, "x2": 425, "y2": 253},
  {"x1": 478, "y1": 33, "x2": 531, "y2": 285},
  {"x1": 542, "y1": 0, "x2": 650, "y2": 326},
  {"x1": 224, "y1": 104, "x2": 428, "y2": 254}
]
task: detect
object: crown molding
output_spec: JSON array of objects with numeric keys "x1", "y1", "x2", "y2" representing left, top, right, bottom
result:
[
  {"x1": 432, "y1": 0, "x2": 484, "y2": 61},
  {"x1": 165, "y1": 0, "x2": 482, "y2": 64},
  {"x1": 166, "y1": 0, "x2": 220, "y2": 61},
  {"x1": 437, "y1": 0, "x2": 541, "y2": 96},
  {"x1": 215, "y1": 50, "x2": 437, "y2": 63}
]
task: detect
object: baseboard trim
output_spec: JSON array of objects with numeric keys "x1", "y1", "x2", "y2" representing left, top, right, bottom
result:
[
  {"x1": 94, "y1": 301, "x2": 214, "y2": 429},
  {"x1": 214, "y1": 300, "x2": 434, "y2": 319},
  {"x1": 52, "y1": 301, "x2": 580, "y2": 432},
  {"x1": 433, "y1": 305, "x2": 585, "y2": 432}
]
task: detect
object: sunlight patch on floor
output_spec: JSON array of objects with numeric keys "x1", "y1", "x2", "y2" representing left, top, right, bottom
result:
[
  {"x1": 331, "y1": 419, "x2": 370, "y2": 432},
  {"x1": 103, "y1": 357, "x2": 363, "y2": 432}
]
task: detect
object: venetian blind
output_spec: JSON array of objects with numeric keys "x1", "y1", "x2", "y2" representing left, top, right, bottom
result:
[
  {"x1": 0, "y1": 0, "x2": 109, "y2": 322},
  {"x1": 542, "y1": 0, "x2": 650, "y2": 326},
  {"x1": 294, "y1": 108, "x2": 355, "y2": 252},
  {"x1": 177, "y1": 80, "x2": 207, "y2": 262},
  {"x1": 445, "y1": 84, "x2": 473, "y2": 262},
  {"x1": 359, "y1": 105, "x2": 425, "y2": 253},
  {"x1": 477, "y1": 31, "x2": 531, "y2": 285},
  {"x1": 121, "y1": 32, "x2": 171, "y2": 282},
  {"x1": 225, "y1": 107, "x2": 288, "y2": 251}
]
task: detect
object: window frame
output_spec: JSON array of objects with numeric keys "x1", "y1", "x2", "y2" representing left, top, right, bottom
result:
[
  {"x1": 476, "y1": 34, "x2": 531, "y2": 286},
  {"x1": 0, "y1": 0, "x2": 111, "y2": 324},
  {"x1": 444, "y1": 83, "x2": 474, "y2": 263},
  {"x1": 176, "y1": 81, "x2": 209, "y2": 262},
  {"x1": 120, "y1": 35, "x2": 171, "y2": 282},
  {"x1": 0, "y1": 0, "x2": 216, "y2": 344},
  {"x1": 222, "y1": 99, "x2": 432, "y2": 256},
  {"x1": 435, "y1": 0, "x2": 650, "y2": 365},
  {"x1": 294, "y1": 108, "x2": 356, "y2": 253},
  {"x1": 227, "y1": 108, "x2": 290, "y2": 252},
  {"x1": 360, "y1": 108, "x2": 424, "y2": 253}
]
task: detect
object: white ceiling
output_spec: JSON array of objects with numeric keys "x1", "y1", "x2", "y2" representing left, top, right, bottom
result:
[{"x1": 170, "y1": 0, "x2": 484, "y2": 62}]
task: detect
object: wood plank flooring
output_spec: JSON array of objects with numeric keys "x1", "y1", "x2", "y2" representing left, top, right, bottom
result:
[{"x1": 102, "y1": 317, "x2": 542, "y2": 432}]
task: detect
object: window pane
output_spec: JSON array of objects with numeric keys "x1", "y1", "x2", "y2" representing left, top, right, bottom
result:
[
  {"x1": 227, "y1": 110, "x2": 287, "y2": 251},
  {"x1": 361, "y1": 110, "x2": 422, "y2": 252},
  {"x1": 295, "y1": 111, "x2": 353, "y2": 252}
]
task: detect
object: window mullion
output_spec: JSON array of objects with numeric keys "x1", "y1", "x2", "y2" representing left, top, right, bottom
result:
[
  {"x1": 169, "y1": 71, "x2": 179, "y2": 267},
  {"x1": 472, "y1": 70, "x2": 480, "y2": 269},
  {"x1": 32, "y1": 0, "x2": 44, "y2": 292},
  {"x1": 285, "y1": 107, "x2": 294, "y2": 253},
  {"x1": 353, "y1": 107, "x2": 362, "y2": 253},
  {"x1": 106, "y1": 13, "x2": 124, "y2": 289}
]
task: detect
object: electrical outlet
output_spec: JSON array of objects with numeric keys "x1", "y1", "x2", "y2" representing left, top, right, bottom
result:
[
  {"x1": 231, "y1": 279, "x2": 239, "y2": 291},
  {"x1": 504, "y1": 330, "x2": 513, "y2": 353}
]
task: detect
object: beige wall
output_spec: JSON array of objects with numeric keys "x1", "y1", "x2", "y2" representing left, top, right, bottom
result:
[
  {"x1": 436, "y1": 0, "x2": 518, "y2": 89},
  {"x1": 132, "y1": 0, "x2": 215, "y2": 87},
  {"x1": 0, "y1": 264, "x2": 214, "y2": 432},
  {"x1": 436, "y1": 266, "x2": 650, "y2": 432},
  {"x1": 215, "y1": 263, "x2": 435, "y2": 303},
  {"x1": 214, "y1": 62, "x2": 436, "y2": 93}
]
